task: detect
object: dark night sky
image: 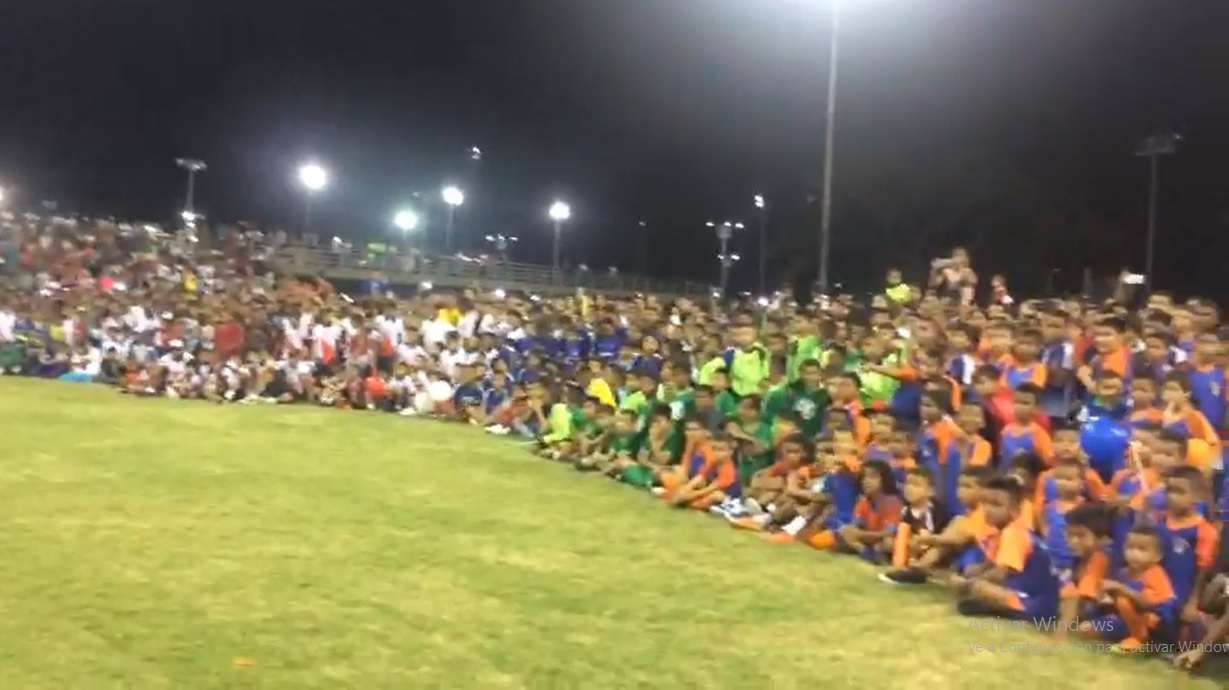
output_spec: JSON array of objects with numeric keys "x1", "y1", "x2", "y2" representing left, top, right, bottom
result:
[{"x1": 1, "y1": 0, "x2": 1227, "y2": 295}]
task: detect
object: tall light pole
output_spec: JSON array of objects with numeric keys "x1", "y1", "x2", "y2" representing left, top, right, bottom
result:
[
  {"x1": 706, "y1": 220, "x2": 744, "y2": 298},
  {"x1": 754, "y1": 194, "x2": 769, "y2": 296},
  {"x1": 549, "y1": 201, "x2": 571, "y2": 283},
  {"x1": 175, "y1": 158, "x2": 206, "y2": 226},
  {"x1": 298, "y1": 162, "x2": 329, "y2": 233},
  {"x1": 441, "y1": 185, "x2": 465, "y2": 253},
  {"x1": 817, "y1": 0, "x2": 840, "y2": 295},
  {"x1": 637, "y1": 219, "x2": 648, "y2": 287},
  {"x1": 393, "y1": 208, "x2": 419, "y2": 251},
  {"x1": 1134, "y1": 133, "x2": 1181, "y2": 293}
]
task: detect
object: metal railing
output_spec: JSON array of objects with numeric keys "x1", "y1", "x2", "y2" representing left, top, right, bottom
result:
[{"x1": 266, "y1": 244, "x2": 709, "y2": 297}]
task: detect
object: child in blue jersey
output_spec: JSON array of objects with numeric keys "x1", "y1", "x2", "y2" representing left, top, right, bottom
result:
[
  {"x1": 1039, "y1": 458, "x2": 1086, "y2": 576},
  {"x1": 1081, "y1": 525, "x2": 1176, "y2": 651},
  {"x1": 1039, "y1": 307, "x2": 1076, "y2": 424},
  {"x1": 952, "y1": 477, "x2": 1059, "y2": 623},
  {"x1": 1159, "y1": 466, "x2": 1220, "y2": 630},
  {"x1": 880, "y1": 465, "x2": 994, "y2": 585},
  {"x1": 1188, "y1": 332, "x2": 1225, "y2": 433},
  {"x1": 865, "y1": 411, "x2": 896, "y2": 463},
  {"x1": 1056, "y1": 503, "x2": 1113, "y2": 639},
  {"x1": 999, "y1": 383, "x2": 1054, "y2": 467}
]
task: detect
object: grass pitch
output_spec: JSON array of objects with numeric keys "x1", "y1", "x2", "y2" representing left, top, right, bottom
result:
[{"x1": 0, "y1": 378, "x2": 1224, "y2": 689}]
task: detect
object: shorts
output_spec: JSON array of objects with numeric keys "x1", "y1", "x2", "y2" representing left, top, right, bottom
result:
[
  {"x1": 620, "y1": 465, "x2": 655, "y2": 489},
  {"x1": 376, "y1": 354, "x2": 395, "y2": 375},
  {"x1": 1002, "y1": 589, "x2": 1057, "y2": 623}
]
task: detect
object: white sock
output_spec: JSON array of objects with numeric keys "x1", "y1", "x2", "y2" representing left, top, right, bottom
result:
[{"x1": 781, "y1": 516, "x2": 807, "y2": 536}]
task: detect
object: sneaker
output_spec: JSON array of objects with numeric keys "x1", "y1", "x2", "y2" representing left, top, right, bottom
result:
[
  {"x1": 879, "y1": 569, "x2": 928, "y2": 585},
  {"x1": 399, "y1": 407, "x2": 419, "y2": 417},
  {"x1": 722, "y1": 499, "x2": 748, "y2": 518},
  {"x1": 650, "y1": 487, "x2": 667, "y2": 497},
  {"x1": 743, "y1": 498, "x2": 764, "y2": 516},
  {"x1": 780, "y1": 515, "x2": 808, "y2": 536}
]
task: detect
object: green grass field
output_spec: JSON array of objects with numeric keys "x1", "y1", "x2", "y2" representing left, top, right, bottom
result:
[{"x1": 0, "y1": 377, "x2": 1225, "y2": 689}]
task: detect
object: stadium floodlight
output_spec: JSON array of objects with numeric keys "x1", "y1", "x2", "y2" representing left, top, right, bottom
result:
[
  {"x1": 419, "y1": 281, "x2": 433, "y2": 290},
  {"x1": 493, "y1": 288, "x2": 507, "y2": 299},
  {"x1": 393, "y1": 208, "x2": 419, "y2": 233},
  {"x1": 441, "y1": 185, "x2": 465, "y2": 252},
  {"x1": 548, "y1": 200, "x2": 571, "y2": 282},
  {"x1": 297, "y1": 162, "x2": 329, "y2": 232},
  {"x1": 754, "y1": 193, "x2": 770, "y2": 295},
  {"x1": 175, "y1": 157, "x2": 206, "y2": 227},
  {"x1": 1135, "y1": 132, "x2": 1182, "y2": 293},
  {"x1": 709, "y1": 219, "x2": 745, "y2": 298},
  {"x1": 299, "y1": 163, "x2": 328, "y2": 192}
]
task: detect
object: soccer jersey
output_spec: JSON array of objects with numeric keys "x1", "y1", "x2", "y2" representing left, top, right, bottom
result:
[
  {"x1": 1040, "y1": 497, "x2": 1083, "y2": 570},
  {"x1": 998, "y1": 421, "x2": 1054, "y2": 467},
  {"x1": 1158, "y1": 513, "x2": 1219, "y2": 609},
  {"x1": 761, "y1": 381, "x2": 829, "y2": 438},
  {"x1": 1002, "y1": 362, "x2": 1047, "y2": 391},
  {"x1": 983, "y1": 522, "x2": 1059, "y2": 620},
  {"x1": 1188, "y1": 365, "x2": 1226, "y2": 432}
]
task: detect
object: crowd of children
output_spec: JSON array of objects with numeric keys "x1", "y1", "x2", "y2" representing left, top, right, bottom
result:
[{"x1": 4, "y1": 220, "x2": 1229, "y2": 670}]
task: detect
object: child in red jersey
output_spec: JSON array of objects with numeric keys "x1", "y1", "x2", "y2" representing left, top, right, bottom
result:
[{"x1": 1056, "y1": 503, "x2": 1113, "y2": 639}]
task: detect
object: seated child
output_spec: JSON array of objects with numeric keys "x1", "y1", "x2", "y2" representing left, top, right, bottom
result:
[
  {"x1": 578, "y1": 409, "x2": 639, "y2": 474},
  {"x1": 736, "y1": 433, "x2": 813, "y2": 525},
  {"x1": 1158, "y1": 466, "x2": 1219, "y2": 630},
  {"x1": 890, "y1": 466, "x2": 952, "y2": 570},
  {"x1": 880, "y1": 465, "x2": 996, "y2": 584},
  {"x1": 616, "y1": 404, "x2": 680, "y2": 488},
  {"x1": 805, "y1": 460, "x2": 902, "y2": 563},
  {"x1": 1174, "y1": 571, "x2": 1229, "y2": 670},
  {"x1": 1056, "y1": 503, "x2": 1114, "y2": 638},
  {"x1": 664, "y1": 432, "x2": 740, "y2": 511},
  {"x1": 1039, "y1": 458, "x2": 1088, "y2": 580},
  {"x1": 953, "y1": 477, "x2": 1059, "y2": 624},
  {"x1": 1081, "y1": 525, "x2": 1176, "y2": 651},
  {"x1": 998, "y1": 383, "x2": 1055, "y2": 468},
  {"x1": 1036, "y1": 419, "x2": 1110, "y2": 506}
]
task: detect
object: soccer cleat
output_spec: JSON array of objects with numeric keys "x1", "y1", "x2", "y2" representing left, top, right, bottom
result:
[{"x1": 878, "y1": 569, "x2": 928, "y2": 585}]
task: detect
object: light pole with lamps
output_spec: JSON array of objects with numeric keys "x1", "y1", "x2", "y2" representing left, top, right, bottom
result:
[
  {"x1": 549, "y1": 201, "x2": 571, "y2": 283},
  {"x1": 175, "y1": 158, "x2": 206, "y2": 227},
  {"x1": 817, "y1": 0, "x2": 840, "y2": 295},
  {"x1": 1134, "y1": 132, "x2": 1181, "y2": 293},
  {"x1": 441, "y1": 185, "x2": 465, "y2": 252},
  {"x1": 706, "y1": 220, "x2": 744, "y2": 298},
  {"x1": 298, "y1": 162, "x2": 329, "y2": 233},
  {"x1": 754, "y1": 194, "x2": 769, "y2": 296}
]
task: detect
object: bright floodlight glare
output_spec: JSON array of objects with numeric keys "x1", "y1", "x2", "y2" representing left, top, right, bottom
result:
[
  {"x1": 731, "y1": 254, "x2": 741, "y2": 261},
  {"x1": 393, "y1": 209, "x2": 419, "y2": 232},
  {"x1": 549, "y1": 201, "x2": 571, "y2": 221},
  {"x1": 757, "y1": 296, "x2": 770, "y2": 307},
  {"x1": 442, "y1": 185, "x2": 465, "y2": 207},
  {"x1": 419, "y1": 281, "x2": 433, "y2": 290},
  {"x1": 0, "y1": 186, "x2": 6, "y2": 204},
  {"x1": 734, "y1": 222, "x2": 745, "y2": 230},
  {"x1": 181, "y1": 210, "x2": 197, "y2": 222},
  {"x1": 298, "y1": 163, "x2": 328, "y2": 192},
  {"x1": 494, "y1": 288, "x2": 507, "y2": 299},
  {"x1": 754, "y1": 194, "x2": 765, "y2": 209}
]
